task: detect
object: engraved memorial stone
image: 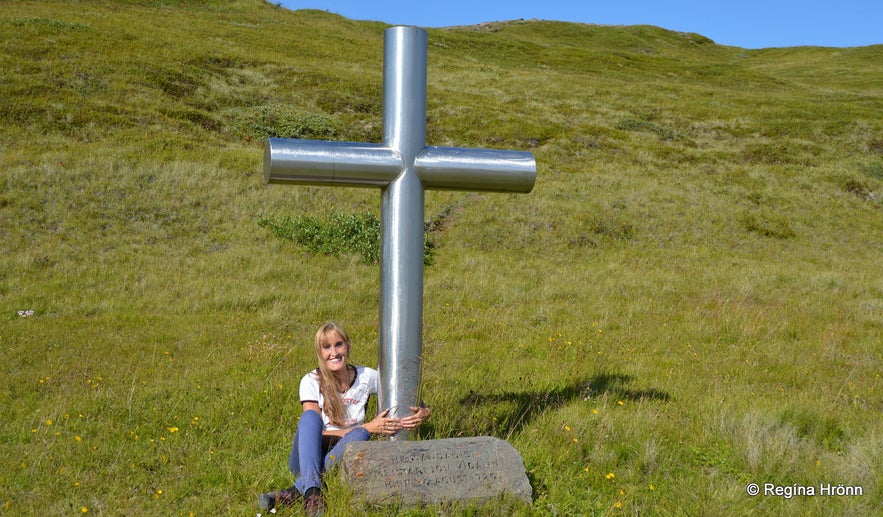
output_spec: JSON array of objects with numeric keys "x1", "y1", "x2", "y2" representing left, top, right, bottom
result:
[{"x1": 340, "y1": 436, "x2": 532, "y2": 506}]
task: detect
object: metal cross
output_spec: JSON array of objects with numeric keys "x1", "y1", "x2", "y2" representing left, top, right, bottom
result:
[{"x1": 264, "y1": 26, "x2": 536, "y2": 439}]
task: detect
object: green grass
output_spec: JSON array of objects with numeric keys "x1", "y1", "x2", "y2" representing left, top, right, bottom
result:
[{"x1": 1, "y1": 1, "x2": 881, "y2": 515}]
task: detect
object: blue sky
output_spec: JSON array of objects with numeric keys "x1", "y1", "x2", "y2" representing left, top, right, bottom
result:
[{"x1": 278, "y1": 0, "x2": 881, "y2": 49}]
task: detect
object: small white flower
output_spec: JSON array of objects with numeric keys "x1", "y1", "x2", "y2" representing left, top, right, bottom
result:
[
  {"x1": 17, "y1": 310, "x2": 34, "y2": 318},
  {"x1": 270, "y1": 509, "x2": 277, "y2": 514}
]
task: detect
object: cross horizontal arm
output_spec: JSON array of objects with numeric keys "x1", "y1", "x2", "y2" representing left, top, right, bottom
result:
[
  {"x1": 415, "y1": 147, "x2": 536, "y2": 193},
  {"x1": 264, "y1": 138, "x2": 403, "y2": 188}
]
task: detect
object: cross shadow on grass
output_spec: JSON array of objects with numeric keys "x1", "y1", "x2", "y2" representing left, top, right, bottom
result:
[{"x1": 442, "y1": 373, "x2": 670, "y2": 440}]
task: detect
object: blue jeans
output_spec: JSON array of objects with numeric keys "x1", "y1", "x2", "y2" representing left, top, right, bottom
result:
[{"x1": 288, "y1": 410, "x2": 370, "y2": 494}]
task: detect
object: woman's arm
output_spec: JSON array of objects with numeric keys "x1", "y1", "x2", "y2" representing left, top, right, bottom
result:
[
  {"x1": 364, "y1": 405, "x2": 431, "y2": 433},
  {"x1": 302, "y1": 401, "x2": 321, "y2": 415},
  {"x1": 302, "y1": 401, "x2": 400, "y2": 437},
  {"x1": 363, "y1": 408, "x2": 402, "y2": 436},
  {"x1": 302, "y1": 401, "x2": 343, "y2": 437},
  {"x1": 399, "y1": 404, "x2": 431, "y2": 430}
]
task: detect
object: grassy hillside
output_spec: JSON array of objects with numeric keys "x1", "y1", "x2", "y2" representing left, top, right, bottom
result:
[{"x1": 2, "y1": 1, "x2": 881, "y2": 515}]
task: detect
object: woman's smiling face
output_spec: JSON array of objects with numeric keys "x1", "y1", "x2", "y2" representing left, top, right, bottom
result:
[{"x1": 320, "y1": 332, "x2": 349, "y2": 373}]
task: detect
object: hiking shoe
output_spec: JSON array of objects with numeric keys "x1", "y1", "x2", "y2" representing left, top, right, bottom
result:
[
  {"x1": 258, "y1": 487, "x2": 298, "y2": 510},
  {"x1": 303, "y1": 488, "x2": 325, "y2": 517}
]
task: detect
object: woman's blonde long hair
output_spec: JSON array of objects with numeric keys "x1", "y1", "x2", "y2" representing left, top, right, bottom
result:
[{"x1": 314, "y1": 322, "x2": 350, "y2": 427}]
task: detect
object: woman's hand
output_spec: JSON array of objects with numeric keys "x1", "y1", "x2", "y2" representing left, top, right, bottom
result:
[
  {"x1": 399, "y1": 405, "x2": 431, "y2": 430},
  {"x1": 366, "y1": 408, "x2": 402, "y2": 436}
]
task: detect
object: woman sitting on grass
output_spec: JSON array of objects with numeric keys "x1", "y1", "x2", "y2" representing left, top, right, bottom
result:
[{"x1": 259, "y1": 322, "x2": 431, "y2": 515}]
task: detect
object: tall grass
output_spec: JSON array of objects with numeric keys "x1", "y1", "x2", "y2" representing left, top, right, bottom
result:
[{"x1": 1, "y1": 1, "x2": 881, "y2": 515}]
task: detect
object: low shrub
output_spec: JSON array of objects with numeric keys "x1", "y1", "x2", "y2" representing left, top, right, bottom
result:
[
  {"x1": 258, "y1": 212, "x2": 436, "y2": 265},
  {"x1": 222, "y1": 104, "x2": 338, "y2": 141}
]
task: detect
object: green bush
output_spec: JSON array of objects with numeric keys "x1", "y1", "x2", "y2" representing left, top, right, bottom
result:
[
  {"x1": 258, "y1": 212, "x2": 436, "y2": 265},
  {"x1": 222, "y1": 104, "x2": 338, "y2": 141},
  {"x1": 616, "y1": 117, "x2": 679, "y2": 141},
  {"x1": 741, "y1": 210, "x2": 796, "y2": 239}
]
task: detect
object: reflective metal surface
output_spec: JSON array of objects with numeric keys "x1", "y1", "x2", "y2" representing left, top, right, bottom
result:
[
  {"x1": 263, "y1": 26, "x2": 537, "y2": 440},
  {"x1": 416, "y1": 147, "x2": 536, "y2": 192},
  {"x1": 264, "y1": 139, "x2": 402, "y2": 188},
  {"x1": 378, "y1": 27, "x2": 428, "y2": 438}
]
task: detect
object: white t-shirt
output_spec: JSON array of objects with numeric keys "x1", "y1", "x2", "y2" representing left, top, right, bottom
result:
[{"x1": 299, "y1": 365, "x2": 379, "y2": 431}]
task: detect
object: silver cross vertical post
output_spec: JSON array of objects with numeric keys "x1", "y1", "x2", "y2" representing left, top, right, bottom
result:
[{"x1": 264, "y1": 26, "x2": 536, "y2": 439}]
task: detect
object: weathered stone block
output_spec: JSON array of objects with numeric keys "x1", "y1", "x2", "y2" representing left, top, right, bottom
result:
[{"x1": 340, "y1": 436, "x2": 532, "y2": 507}]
